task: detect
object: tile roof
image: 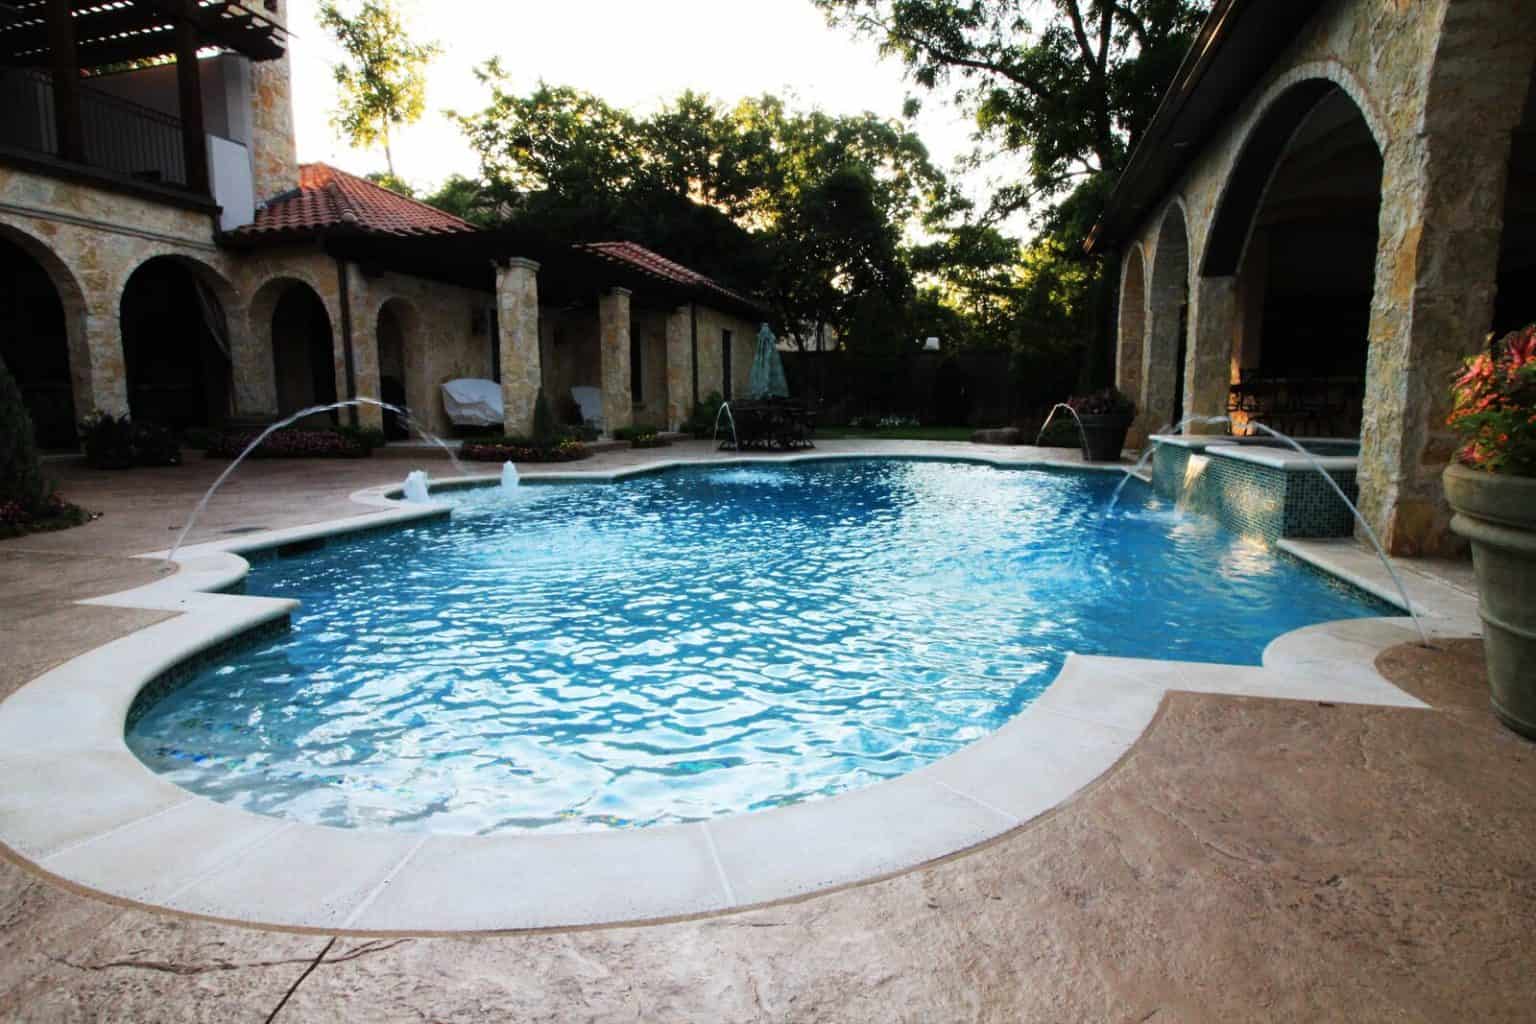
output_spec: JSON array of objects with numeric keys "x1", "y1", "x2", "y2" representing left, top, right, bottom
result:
[
  {"x1": 577, "y1": 241, "x2": 763, "y2": 314},
  {"x1": 228, "y1": 163, "x2": 476, "y2": 241}
]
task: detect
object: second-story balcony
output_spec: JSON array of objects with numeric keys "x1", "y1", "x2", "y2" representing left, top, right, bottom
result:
[
  {"x1": 0, "y1": 0, "x2": 286, "y2": 217},
  {"x1": 0, "y1": 67, "x2": 191, "y2": 188}
]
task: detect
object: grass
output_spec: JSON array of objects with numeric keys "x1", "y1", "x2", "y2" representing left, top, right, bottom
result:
[{"x1": 815, "y1": 425, "x2": 976, "y2": 442}]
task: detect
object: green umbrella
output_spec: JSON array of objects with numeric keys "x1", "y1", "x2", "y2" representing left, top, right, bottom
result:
[{"x1": 748, "y1": 323, "x2": 789, "y2": 399}]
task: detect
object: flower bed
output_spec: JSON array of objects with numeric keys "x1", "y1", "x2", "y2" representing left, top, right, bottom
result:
[
  {"x1": 461, "y1": 438, "x2": 592, "y2": 463},
  {"x1": 0, "y1": 494, "x2": 94, "y2": 539},
  {"x1": 206, "y1": 429, "x2": 371, "y2": 460}
]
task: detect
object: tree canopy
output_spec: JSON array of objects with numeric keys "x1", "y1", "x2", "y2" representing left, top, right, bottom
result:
[
  {"x1": 318, "y1": 0, "x2": 441, "y2": 177},
  {"x1": 453, "y1": 71, "x2": 960, "y2": 357},
  {"x1": 814, "y1": 0, "x2": 1208, "y2": 387}
]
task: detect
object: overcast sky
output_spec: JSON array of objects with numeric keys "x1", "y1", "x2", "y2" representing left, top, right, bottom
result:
[{"x1": 286, "y1": 0, "x2": 1024, "y2": 227}]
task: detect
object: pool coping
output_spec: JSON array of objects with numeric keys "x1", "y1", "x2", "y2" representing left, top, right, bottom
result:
[{"x1": 0, "y1": 449, "x2": 1475, "y2": 934}]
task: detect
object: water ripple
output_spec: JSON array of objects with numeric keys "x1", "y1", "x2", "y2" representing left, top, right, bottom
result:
[{"x1": 126, "y1": 460, "x2": 1388, "y2": 834}]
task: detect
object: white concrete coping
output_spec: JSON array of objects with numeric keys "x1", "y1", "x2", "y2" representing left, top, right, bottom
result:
[
  {"x1": 1147, "y1": 434, "x2": 1356, "y2": 450},
  {"x1": 0, "y1": 449, "x2": 1453, "y2": 934},
  {"x1": 1204, "y1": 444, "x2": 1359, "y2": 472}
]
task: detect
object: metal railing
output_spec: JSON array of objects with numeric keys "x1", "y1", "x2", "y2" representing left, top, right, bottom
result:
[{"x1": 0, "y1": 68, "x2": 189, "y2": 189}]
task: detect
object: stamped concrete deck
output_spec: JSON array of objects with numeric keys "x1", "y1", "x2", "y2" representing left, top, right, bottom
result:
[{"x1": 0, "y1": 440, "x2": 1531, "y2": 1021}]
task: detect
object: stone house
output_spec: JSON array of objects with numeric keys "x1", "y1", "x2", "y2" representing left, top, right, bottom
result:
[
  {"x1": 0, "y1": 0, "x2": 765, "y2": 448},
  {"x1": 1089, "y1": 0, "x2": 1535, "y2": 556}
]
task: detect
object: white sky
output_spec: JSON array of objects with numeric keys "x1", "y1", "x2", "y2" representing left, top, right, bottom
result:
[{"x1": 286, "y1": 0, "x2": 1024, "y2": 228}]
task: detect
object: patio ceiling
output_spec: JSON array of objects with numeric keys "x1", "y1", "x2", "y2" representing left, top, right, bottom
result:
[
  {"x1": 0, "y1": 0, "x2": 286, "y2": 71},
  {"x1": 1085, "y1": 0, "x2": 1327, "y2": 254}
]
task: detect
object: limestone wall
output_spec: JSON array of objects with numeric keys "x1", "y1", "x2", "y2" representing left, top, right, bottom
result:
[
  {"x1": 693, "y1": 306, "x2": 759, "y2": 402},
  {"x1": 355, "y1": 270, "x2": 496, "y2": 438},
  {"x1": 249, "y1": 0, "x2": 298, "y2": 201},
  {"x1": 1115, "y1": 0, "x2": 1536, "y2": 554}
]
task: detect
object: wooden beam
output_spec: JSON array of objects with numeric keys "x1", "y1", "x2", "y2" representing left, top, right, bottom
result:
[
  {"x1": 173, "y1": 0, "x2": 207, "y2": 193},
  {"x1": 43, "y1": 0, "x2": 82, "y2": 161}
]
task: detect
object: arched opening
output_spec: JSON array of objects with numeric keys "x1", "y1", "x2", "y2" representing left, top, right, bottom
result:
[
  {"x1": 0, "y1": 232, "x2": 78, "y2": 448},
  {"x1": 120, "y1": 257, "x2": 233, "y2": 431},
  {"x1": 1147, "y1": 204, "x2": 1191, "y2": 430},
  {"x1": 1206, "y1": 83, "x2": 1383, "y2": 438},
  {"x1": 264, "y1": 281, "x2": 338, "y2": 425},
  {"x1": 1493, "y1": 69, "x2": 1536, "y2": 336},
  {"x1": 1116, "y1": 245, "x2": 1147, "y2": 424},
  {"x1": 376, "y1": 300, "x2": 411, "y2": 440}
]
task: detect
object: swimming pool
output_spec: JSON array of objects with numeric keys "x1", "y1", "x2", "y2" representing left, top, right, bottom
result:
[{"x1": 126, "y1": 459, "x2": 1389, "y2": 835}]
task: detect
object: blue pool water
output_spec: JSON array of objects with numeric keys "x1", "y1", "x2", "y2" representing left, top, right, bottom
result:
[{"x1": 127, "y1": 459, "x2": 1391, "y2": 834}]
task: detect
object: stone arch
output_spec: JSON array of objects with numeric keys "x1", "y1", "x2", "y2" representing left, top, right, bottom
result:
[
  {"x1": 1146, "y1": 200, "x2": 1192, "y2": 432},
  {"x1": 252, "y1": 277, "x2": 338, "y2": 422},
  {"x1": 1115, "y1": 243, "x2": 1148, "y2": 443},
  {"x1": 1201, "y1": 71, "x2": 1384, "y2": 279},
  {"x1": 118, "y1": 254, "x2": 238, "y2": 429},
  {"x1": 373, "y1": 295, "x2": 419, "y2": 440},
  {"x1": 0, "y1": 222, "x2": 93, "y2": 445}
]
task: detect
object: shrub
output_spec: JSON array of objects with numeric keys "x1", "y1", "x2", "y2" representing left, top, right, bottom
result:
[
  {"x1": 628, "y1": 431, "x2": 670, "y2": 449},
  {"x1": 1066, "y1": 387, "x2": 1136, "y2": 418},
  {"x1": 335, "y1": 425, "x2": 388, "y2": 451},
  {"x1": 79, "y1": 413, "x2": 181, "y2": 468},
  {"x1": 558, "y1": 393, "x2": 585, "y2": 425},
  {"x1": 131, "y1": 422, "x2": 182, "y2": 467},
  {"x1": 79, "y1": 412, "x2": 136, "y2": 469},
  {"x1": 612, "y1": 425, "x2": 667, "y2": 442},
  {"x1": 532, "y1": 388, "x2": 557, "y2": 447},
  {"x1": 181, "y1": 426, "x2": 217, "y2": 451},
  {"x1": 1034, "y1": 415, "x2": 1082, "y2": 448},
  {"x1": 682, "y1": 391, "x2": 726, "y2": 439},
  {"x1": 1449, "y1": 325, "x2": 1536, "y2": 475},
  {"x1": 0, "y1": 356, "x2": 90, "y2": 536},
  {"x1": 206, "y1": 429, "x2": 369, "y2": 460},
  {"x1": 0, "y1": 354, "x2": 49, "y2": 512}
]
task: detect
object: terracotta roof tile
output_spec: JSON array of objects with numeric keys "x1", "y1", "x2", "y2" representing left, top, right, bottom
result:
[
  {"x1": 228, "y1": 163, "x2": 475, "y2": 240},
  {"x1": 577, "y1": 241, "x2": 763, "y2": 314}
]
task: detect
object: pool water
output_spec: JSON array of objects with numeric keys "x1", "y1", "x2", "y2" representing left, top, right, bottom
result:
[{"x1": 127, "y1": 459, "x2": 1391, "y2": 834}]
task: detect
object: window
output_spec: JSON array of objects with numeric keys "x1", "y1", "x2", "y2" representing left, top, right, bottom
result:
[
  {"x1": 722, "y1": 329, "x2": 733, "y2": 400},
  {"x1": 630, "y1": 319, "x2": 643, "y2": 403}
]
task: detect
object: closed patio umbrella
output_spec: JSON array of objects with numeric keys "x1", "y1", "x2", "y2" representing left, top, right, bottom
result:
[{"x1": 748, "y1": 323, "x2": 790, "y2": 399}]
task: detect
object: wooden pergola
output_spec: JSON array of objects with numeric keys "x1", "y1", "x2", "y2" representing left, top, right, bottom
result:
[{"x1": 0, "y1": 0, "x2": 286, "y2": 194}]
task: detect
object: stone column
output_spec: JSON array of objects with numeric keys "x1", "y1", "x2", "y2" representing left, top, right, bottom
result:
[
  {"x1": 80, "y1": 303, "x2": 128, "y2": 417},
  {"x1": 665, "y1": 305, "x2": 692, "y2": 430},
  {"x1": 1183, "y1": 276, "x2": 1238, "y2": 434},
  {"x1": 227, "y1": 298, "x2": 278, "y2": 419},
  {"x1": 335, "y1": 263, "x2": 382, "y2": 430},
  {"x1": 496, "y1": 257, "x2": 541, "y2": 437},
  {"x1": 1116, "y1": 249, "x2": 1148, "y2": 445},
  {"x1": 598, "y1": 287, "x2": 632, "y2": 435},
  {"x1": 249, "y1": 0, "x2": 298, "y2": 201},
  {"x1": 1358, "y1": 133, "x2": 1513, "y2": 555}
]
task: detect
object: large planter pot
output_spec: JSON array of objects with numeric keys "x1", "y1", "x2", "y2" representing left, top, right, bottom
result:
[
  {"x1": 1443, "y1": 462, "x2": 1536, "y2": 739},
  {"x1": 1076, "y1": 413, "x2": 1133, "y2": 462}
]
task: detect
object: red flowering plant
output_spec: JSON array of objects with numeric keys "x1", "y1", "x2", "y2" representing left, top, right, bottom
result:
[{"x1": 1448, "y1": 324, "x2": 1536, "y2": 475}]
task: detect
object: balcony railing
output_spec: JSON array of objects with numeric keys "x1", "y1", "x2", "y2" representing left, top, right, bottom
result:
[{"x1": 0, "y1": 68, "x2": 189, "y2": 189}]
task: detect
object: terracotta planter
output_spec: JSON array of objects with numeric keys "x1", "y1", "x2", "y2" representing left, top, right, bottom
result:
[
  {"x1": 1443, "y1": 462, "x2": 1536, "y2": 739},
  {"x1": 1076, "y1": 413, "x2": 1133, "y2": 462}
]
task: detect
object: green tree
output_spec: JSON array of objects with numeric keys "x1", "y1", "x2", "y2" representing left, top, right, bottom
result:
[
  {"x1": 317, "y1": 0, "x2": 441, "y2": 178},
  {"x1": 0, "y1": 354, "x2": 49, "y2": 513},
  {"x1": 453, "y1": 77, "x2": 952, "y2": 348},
  {"x1": 815, "y1": 0, "x2": 1208, "y2": 385}
]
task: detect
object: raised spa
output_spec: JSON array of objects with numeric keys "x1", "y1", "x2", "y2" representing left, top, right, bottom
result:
[{"x1": 126, "y1": 459, "x2": 1388, "y2": 835}]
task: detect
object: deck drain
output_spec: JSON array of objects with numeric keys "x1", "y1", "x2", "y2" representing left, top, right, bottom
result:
[{"x1": 222, "y1": 526, "x2": 270, "y2": 535}]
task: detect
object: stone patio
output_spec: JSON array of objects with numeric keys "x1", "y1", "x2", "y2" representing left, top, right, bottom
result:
[{"x1": 0, "y1": 440, "x2": 1532, "y2": 1022}]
